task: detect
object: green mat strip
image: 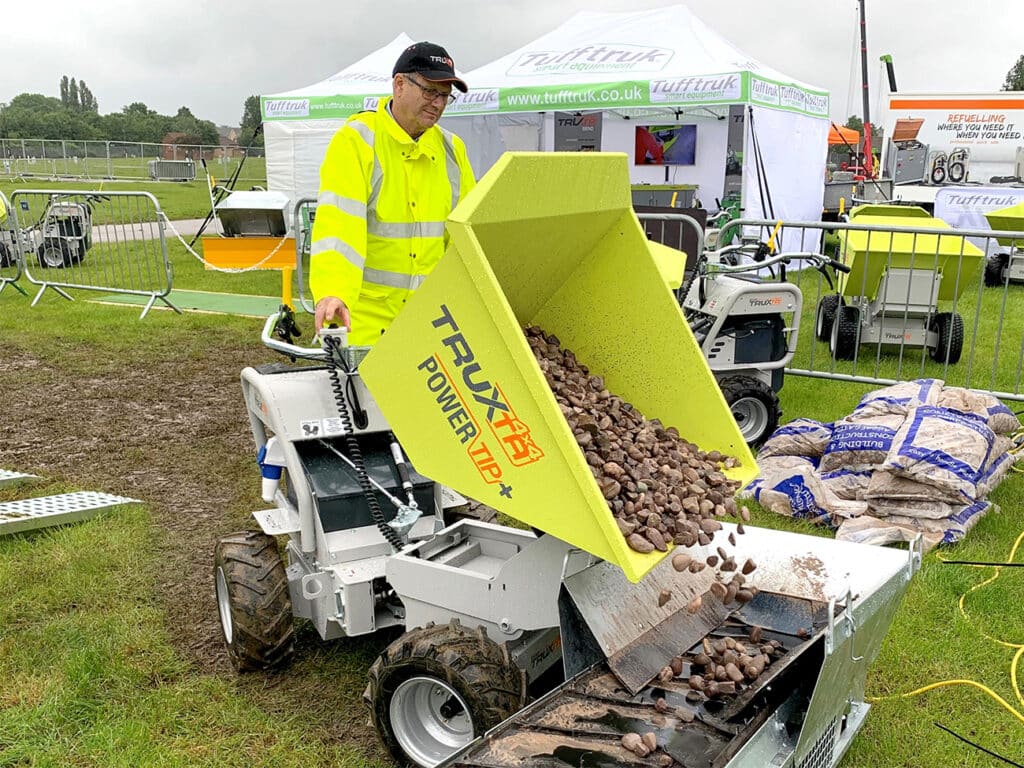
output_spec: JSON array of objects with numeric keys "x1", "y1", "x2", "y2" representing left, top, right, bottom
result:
[{"x1": 91, "y1": 289, "x2": 282, "y2": 317}]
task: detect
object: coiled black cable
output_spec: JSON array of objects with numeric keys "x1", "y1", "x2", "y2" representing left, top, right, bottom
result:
[
  {"x1": 322, "y1": 335, "x2": 403, "y2": 550},
  {"x1": 677, "y1": 251, "x2": 706, "y2": 307}
]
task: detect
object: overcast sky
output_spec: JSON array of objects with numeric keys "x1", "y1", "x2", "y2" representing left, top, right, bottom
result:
[{"x1": 2, "y1": 0, "x2": 1022, "y2": 128}]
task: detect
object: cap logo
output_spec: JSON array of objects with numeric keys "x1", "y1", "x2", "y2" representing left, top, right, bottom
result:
[{"x1": 430, "y1": 55, "x2": 454, "y2": 68}]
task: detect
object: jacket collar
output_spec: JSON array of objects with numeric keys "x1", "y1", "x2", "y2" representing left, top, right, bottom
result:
[{"x1": 378, "y1": 97, "x2": 438, "y2": 153}]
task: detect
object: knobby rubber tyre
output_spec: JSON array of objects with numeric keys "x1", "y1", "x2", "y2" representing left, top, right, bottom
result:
[
  {"x1": 830, "y1": 304, "x2": 861, "y2": 360},
  {"x1": 984, "y1": 253, "x2": 1009, "y2": 287},
  {"x1": 815, "y1": 294, "x2": 842, "y2": 342},
  {"x1": 213, "y1": 530, "x2": 294, "y2": 672},
  {"x1": 37, "y1": 239, "x2": 71, "y2": 269},
  {"x1": 718, "y1": 374, "x2": 781, "y2": 447},
  {"x1": 365, "y1": 619, "x2": 526, "y2": 767},
  {"x1": 930, "y1": 312, "x2": 964, "y2": 365}
]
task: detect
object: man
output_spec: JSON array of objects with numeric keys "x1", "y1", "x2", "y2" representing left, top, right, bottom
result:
[{"x1": 310, "y1": 42, "x2": 476, "y2": 342}]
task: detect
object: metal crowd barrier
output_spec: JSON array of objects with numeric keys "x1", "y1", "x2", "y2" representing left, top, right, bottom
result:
[
  {"x1": 9, "y1": 190, "x2": 177, "y2": 319},
  {"x1": 0, "y1": 191, "x2": 27, "y2": 296},
  {"x1": 637, "y1": 211, "x2": 706, "y2": 278},
  {"x1": 720, "y1": 216, "x2": 1024, "y2": 402},
  {"x1": 0, "y1": 138, "x2": 266, "y2": 186},
  {"x1": 292, "y1": 196, "x2": 317, "y2": 315}
]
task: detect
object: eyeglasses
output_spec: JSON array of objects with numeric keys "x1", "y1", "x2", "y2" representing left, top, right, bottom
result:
[{"x1": 404, "y1": 75, "x2": 457, "y2": 106}]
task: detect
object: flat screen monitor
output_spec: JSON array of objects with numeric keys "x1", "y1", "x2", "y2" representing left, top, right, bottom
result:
[{"x1": 635, "y1": 124, "x2": 697, "y2": 166}]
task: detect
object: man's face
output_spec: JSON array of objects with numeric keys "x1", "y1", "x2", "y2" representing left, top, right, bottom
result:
[{"x1": 392, "y1": 74, "x2": 452, "y2": 136}]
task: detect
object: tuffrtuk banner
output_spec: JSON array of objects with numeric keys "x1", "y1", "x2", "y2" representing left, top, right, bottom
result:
[{"x1": 263, "y1": 72, "x2": 829, "y2": 121}]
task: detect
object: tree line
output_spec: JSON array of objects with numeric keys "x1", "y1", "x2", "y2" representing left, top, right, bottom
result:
[{"x1": 0, "y1": 75, "x2": 231, "y2": 147}]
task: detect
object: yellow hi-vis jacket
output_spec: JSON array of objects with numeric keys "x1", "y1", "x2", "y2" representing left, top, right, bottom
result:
[{"x1": 309, "y1": 98, "x2": 476, "y2": 345}]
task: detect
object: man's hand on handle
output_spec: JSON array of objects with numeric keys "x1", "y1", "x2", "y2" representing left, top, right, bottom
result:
[{"x1": 314, "y1": 296, "x2": 352, "y2": 336}]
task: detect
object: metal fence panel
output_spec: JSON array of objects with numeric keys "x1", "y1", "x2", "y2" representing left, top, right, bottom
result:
[
  {"x1": 0, "y1": 138, "x2": 266, "y2": 185},
  {"x1": 292, "y1": 197, "x2": 317, "y2": 315},
  {"x1": 720, "y1": 217, "x2": 1024, "y2": 401},
  {"x1": 0, "y1": 191, "x2": 26, "y2": 296},
  {"x1": 9, "y1": 190, "x2": 177, "y2": 318}
]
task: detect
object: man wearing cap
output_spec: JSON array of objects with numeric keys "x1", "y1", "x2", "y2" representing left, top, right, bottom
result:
[{"x1": 310, "y1": 42, "x2": 476, "y2": 343}]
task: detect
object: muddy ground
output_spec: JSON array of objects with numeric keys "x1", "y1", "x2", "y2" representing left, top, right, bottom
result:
[{"x1": 0, "y1": 342, "x2": 394, "y2": 761}]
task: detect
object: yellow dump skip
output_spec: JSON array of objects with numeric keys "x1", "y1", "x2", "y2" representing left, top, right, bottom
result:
[
  {"x1": 837, "y1": 204, "x2": 983, "y2": 302},
  {"x1": 984, "y1": 201, "x2": 1024, "y2": 247},
  {"x1": 360, "y1": 153, "x2": 757, "y2": 583}
]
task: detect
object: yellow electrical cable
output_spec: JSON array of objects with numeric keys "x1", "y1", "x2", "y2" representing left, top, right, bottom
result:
[
  {"x1": 1014, "y1": 646, "x2": 1024, "y2": 710},
  {"x1": 870, "y1": 529, "x2": 1024, "y2": 732},
  {"x1": 869, "y1": 680, "x2": 1024, "y2": 725}
]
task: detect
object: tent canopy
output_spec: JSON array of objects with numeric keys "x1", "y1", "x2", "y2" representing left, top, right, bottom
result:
[
  {"x1": 259, "y1": 8, "x2": 829, "y2": 228},
  {"x1": 828, "y1": 125, "x2": 860, "y2": 146},
  {"x1": 446, "y1": 5, "x2": 828, "y2": 118},
  {"x1": 261, "y1": 33, "x2": 413, "y2": 121}
]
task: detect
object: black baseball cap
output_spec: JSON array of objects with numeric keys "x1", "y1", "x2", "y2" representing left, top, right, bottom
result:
[{"x1": 393, "y1": 42, "x2": 468, "y2": 93}]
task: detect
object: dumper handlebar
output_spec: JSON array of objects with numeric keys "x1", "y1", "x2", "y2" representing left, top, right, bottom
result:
[
  {"x1": 261, "y1": 311, "x2": 329, "y2": 361},
  {"x1": 706, "y1": 249, "x2": 850, "y2": 275}
]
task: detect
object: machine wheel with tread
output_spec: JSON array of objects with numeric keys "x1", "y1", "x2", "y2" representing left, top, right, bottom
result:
[
  {"x1": 815, "y1": 294, "x2": 843, "y2": 341},
  {"x1": 0, "y1": 241, "x2": 12, "y2": 268},
  {"x1": 718, "y1": 375, "x2": 781, "y2": 447},
  {"x1": 829, "y1": 305, "x2": 861, "y2": 360},
  {"x1": 366, "y1": 619, "x2": 526, "y2": 768},
  {"x1": 929, "y1": 312, "x2": 964, "y2": 364},
  {"x1": 947, "y1": 161, "x2": 966, "y2": 184},
  {"x1": 37, "y1": 239, "x2": 72, "y2": 269},
  {"x1": 984, "y1": 253, "x2": 1009, "y2": 287},
  {"x1": 214, "y1": 530, "x2": 295, "y2": 672}
]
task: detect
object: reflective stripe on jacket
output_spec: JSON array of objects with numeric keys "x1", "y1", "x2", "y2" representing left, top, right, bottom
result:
[{"x1": 309, "y1": 97, "x2": 476, "y2": 345}]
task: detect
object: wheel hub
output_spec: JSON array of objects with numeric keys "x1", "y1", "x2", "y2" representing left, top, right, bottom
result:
[
  {"x1": 391, "y1": 676, "x2": 474, "y2": 767},
  {"x1": 43, "y1": 247, "x2": 64, "y2": 267},
  {"x1": 731, "y1": 396, "x2": 770, "y2": 442}
]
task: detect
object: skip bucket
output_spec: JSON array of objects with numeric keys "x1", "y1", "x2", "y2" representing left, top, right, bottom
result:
[{"x1": 361, "y1": 152, "x2": 757, "y2": 582}]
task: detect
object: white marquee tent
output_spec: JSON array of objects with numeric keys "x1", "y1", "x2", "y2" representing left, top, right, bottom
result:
[
  {"x1": 451, "y1": 5, "x2": 830, "y2": 224},
  {"x1": 261, "y1": 7, "x2": 830, "y2": 224}
]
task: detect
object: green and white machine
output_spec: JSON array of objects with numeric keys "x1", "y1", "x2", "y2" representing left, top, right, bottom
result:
[
  {"x1": 213, "y1": 154, "x2": 918, "y2": 768},
  {"x1": 816, "y1": 204, "x2": 984, "y2": 363}
]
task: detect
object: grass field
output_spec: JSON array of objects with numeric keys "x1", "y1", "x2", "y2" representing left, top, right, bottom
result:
[{"x1": 1, "y1": 192, "x2": 1023, "y2": 766}]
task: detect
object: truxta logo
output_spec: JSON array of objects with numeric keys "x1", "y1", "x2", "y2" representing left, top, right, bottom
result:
[
  {"x1": 508, "y1": 45, "x2": 673, "y2": 76},
  {"x1": 417, "y1": 304, "x2": 544, "y2": 496},
  {"x1": 749, "y1": 297, "x2": 783, "y2": 307}
]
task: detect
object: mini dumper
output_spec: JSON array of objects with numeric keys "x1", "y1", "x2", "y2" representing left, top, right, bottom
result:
[
  {"x1": 213, "y1": 154, "x2": 918, "y2": 768},
  {"x1": 28, "y1": 196, "x2": 94, "y2": 269},
  {"x1": 680, "y1": 236, "x2": 849, "y2": 446},
  {"x1": 815, "y1": 204, "x2": 983, "y2": 364}
]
